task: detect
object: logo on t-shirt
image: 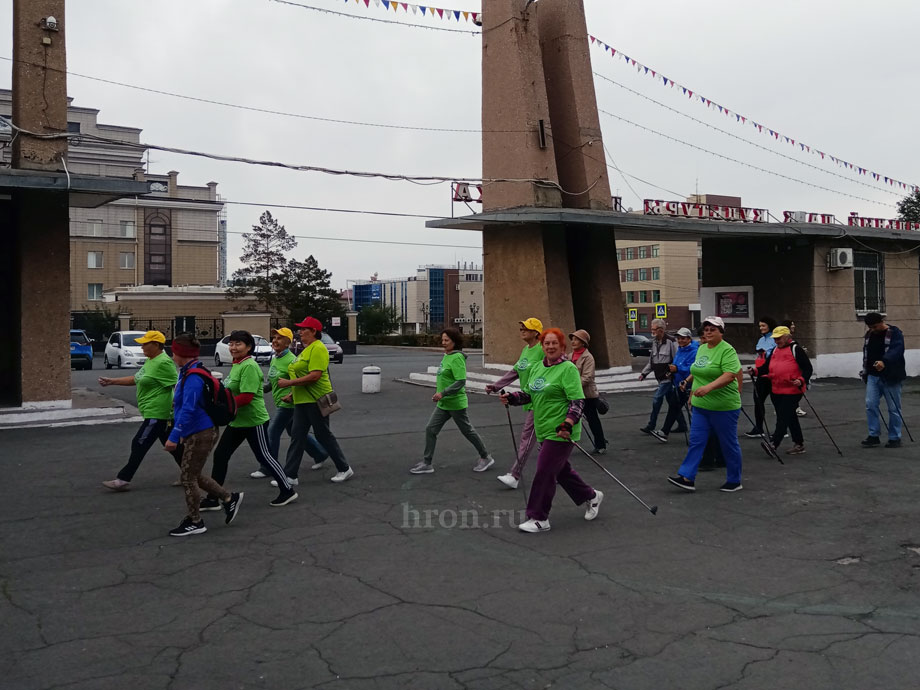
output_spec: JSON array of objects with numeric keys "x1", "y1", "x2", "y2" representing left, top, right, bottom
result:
[
  {"x1": 695, "y1": 355, "x2": 710, "y2": 368},
  {"x1": 515, "y1": 358, "x2": 530, "y2": 372},
  {"x1": 529, "y1": 377, "x2": 546, "y2": 392},
  {"x1": 436, "y1": 365, "x2": 443, "y2": 375}
]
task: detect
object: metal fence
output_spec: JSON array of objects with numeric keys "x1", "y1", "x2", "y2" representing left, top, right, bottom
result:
[{"x1": 128, "y1": 318, "x2": 223, "y2": 344}]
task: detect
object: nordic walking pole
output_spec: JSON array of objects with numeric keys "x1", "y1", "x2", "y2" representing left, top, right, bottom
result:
[
  {"x1": 885, "y1": 397, "x2": 914, "y2": 443},
  {"x1": 799, "y1": 390, "x2": 843, "y2": 456},
  {"x1": 500, "y1": 390, "x2": 529, "y2": 503},
  {"x1": 571, "y1": 440, "x2": 658, "y2": 515},
  {"x1": 739, "y1": 406, "x2": 784, "y2": 464}
]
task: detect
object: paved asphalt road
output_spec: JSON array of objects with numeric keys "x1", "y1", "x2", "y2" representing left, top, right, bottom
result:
[{"x1": 1, "y1": 353, "x2": 917, "y2": 689}]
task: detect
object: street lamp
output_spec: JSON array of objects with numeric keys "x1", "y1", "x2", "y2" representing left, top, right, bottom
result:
[
  {"x1": 469, "y1": 302, "x2": 480, "y2": 332},
  {"x1": 420, "y1": 301, "x2": 429, "y2": 333}
]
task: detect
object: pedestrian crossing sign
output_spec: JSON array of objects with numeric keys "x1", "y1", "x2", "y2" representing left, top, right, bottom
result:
[
  {"x1": 655, "y1": 303, "x2": 667, "y2": 318},
  {"x1": 628, "y1": 308, "x2": 638, "y2": 322}
]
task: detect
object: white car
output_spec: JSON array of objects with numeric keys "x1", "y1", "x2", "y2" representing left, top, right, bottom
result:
[
  {"x1": 104, "y1": 331, "x2": 149, "y2": 369},
  {"x1": 214, "y1": 334, "x2": 273, "y2": 367}
]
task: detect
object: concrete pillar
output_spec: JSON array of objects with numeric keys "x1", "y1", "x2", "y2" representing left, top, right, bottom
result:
[
  {"x1": 167, "y1": 170, "x2": 179, "y2": 197},
  {"x1": 482, "y1": 0, "x2": 561, "y2": 210},
  {"x1": 11, "y1": 0, "x2": 67, "y2": 171},
  {"x1": 538, "y1": 0, "x2": 613, "y2": 211},
  {"x1": 346, "y1": 311, "x2": 358, "y2": 342},
  {"x1": 118, "y1": 314, "x2": 132, "y2": 331}
]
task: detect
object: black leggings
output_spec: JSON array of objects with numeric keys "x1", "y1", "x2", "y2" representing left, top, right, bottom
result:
[
  {"x1": 211, "y1": 423, "x2": 292, "y2": 490},
  {"x1": 771, "y1": 393, "x2": 803, "y2": 447},
  {"x1": 752, "y1": 376, "x2": 772, "y2": 432},
  {"x1": 116, "y1": 418, "x2": 182, "y2": 482},
  {"x1": 582, "y1": 398, "x2": 607, "y2": 449}
]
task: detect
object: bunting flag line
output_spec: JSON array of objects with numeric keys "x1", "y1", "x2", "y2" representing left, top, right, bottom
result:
[
  {"x1": 588, "y1": 34, "x2": 918, "y2": 194},
  {"x1": 338, "y1": 0, "x2": 482, "y2": 25}
]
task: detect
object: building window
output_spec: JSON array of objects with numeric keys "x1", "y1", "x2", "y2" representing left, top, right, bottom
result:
[
  {"x1": 150, "y1": 254, "x2": 166, "y2": 264},
  {"x1": 87, "y1": 251, "x2": 103, "y2": 269},
  {"x1": 652, "y1": 267, "x2": 660, "y2": 280},
  {"x1": 120, "y1": 220, "x2": 136, "y2": 238},
  {"x1": 639, "y1": 246, "x2": 648, "y2": 259},
  {"x1": 626, "y1": 247, "x2": 635, "y2": 260},
  {"x1": 698, "y1": 266, "x2": 703, "y2": 280},
  {"x1": 638, "y1": 268, "x2": 648, "y2": 281},
  {"x1": 67, "y1": 121, "x2": 81, "y2": 133},
  {"x1": 639, "y1": 290, "x2": 648, "y2": 303},
  {"x1": 626, "y1": 291, "x2": 635, "y2": 303},
  {"x1": 88, "y1": 220, "x2": 103, "y2": 237},
  {"x1": 625, "y1": 269, "x2": 634, "y2": 282},
  {"x1": 119, "y1": 252, "x2": 135, "y2": 269},
  {"x1": 150, "y1": 224, "x2": 166, "y2": 235},
  {"x1": 653, "y1": 290, "x2": 661, "y2": 302},
  {"x1": 616, "y1": 249, "x2": 623, "y2": 261},
  {"x1": 639, "y1": 314, "x2": 649, "y2": 328},
  {"x1": 652, "y1": 244, "x2": 660, "y2": 258},
  {"x1": 88, "y1": 283, "x2": 103, "y2": 301},
  {"x1": 854, "y1": 251, "x2": 885, "y2": 313}
]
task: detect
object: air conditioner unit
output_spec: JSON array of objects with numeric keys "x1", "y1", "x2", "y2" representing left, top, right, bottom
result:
[{"x1": 827, "y1": 248, "x2": 854, "y2": 270}]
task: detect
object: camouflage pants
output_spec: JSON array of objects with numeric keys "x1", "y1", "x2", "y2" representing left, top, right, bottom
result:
[{"x1": 180, "y1": 427, "x2": 226, "y2": 521}]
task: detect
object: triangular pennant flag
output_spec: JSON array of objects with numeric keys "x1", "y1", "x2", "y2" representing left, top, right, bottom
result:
[
  {"x1": 590, "y1": 35, "x2": 596, "y2": 43},
  {"x1": 462, "y1": 10, "x2": 468, "y2": 20},
  {"x1": 630, "y1": 59, "x2": 636, "y2": 66},
  {"x1": 436, "y1": 7, "x2": 443, "y2": 18},
  {"x1": 419, "y1": 5, "x2": 426, "y2": 14},
  {"x1": 644, "y1": 66, "x2": 649, "y2": 74},
  {"x1": 411, "y1": 4, "x2": 417, "y2": 13},
  {"x1": 610, "y1": 48, "x2": 616, "y2": 56},
  {"x1": 402, "y1": 3, "x2": 408, "y2": 10},
  {"x1": 687, "y1": 90, "x2": 693, "y2": 98},
  {"x1": 374, "y1": 0, "x2": 381, "y2": 6},
  {"x1": 392, "y1": 2, "x2": 399, "y2": 10},
  {"x1": 453, "y1": 10, "x2": 460, "y2": 19},
  {"x1": 381, "y1": 0, "x2": 389, "y2": 8},
  {"x1": 651, "y1": 70, "x2": 656, "y2": 78},
  {"x1": 663, "y1": 77, "x2": 668, "y2": 85}
]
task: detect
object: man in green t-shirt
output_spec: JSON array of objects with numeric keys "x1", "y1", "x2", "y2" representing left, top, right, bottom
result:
[
  {"x1": 668, "y1": 316, "x2": 745, "y2": 494},
  {"x1": 100, "y1": 331, "x2": 182, "y2": 491},
  {"x1": 485, "y1": 317, "x2": 544, "y2": 489}
]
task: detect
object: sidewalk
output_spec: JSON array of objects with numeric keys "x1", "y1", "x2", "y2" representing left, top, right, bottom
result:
[{"x1": 1, "y1": 377, "x2": 919, "y2": 689}]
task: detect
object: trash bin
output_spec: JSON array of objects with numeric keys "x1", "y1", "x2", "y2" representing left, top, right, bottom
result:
[{"x1": 362, "y1": 366, "x2": 381, "y2": 394}]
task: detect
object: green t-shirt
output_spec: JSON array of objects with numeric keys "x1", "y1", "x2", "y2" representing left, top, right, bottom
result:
[
  {"x1": 514, "y1": 343, "x2": 544, "y2": 412},
  {"x1": 526, "y1": 359, "x2": 584, "y2": 442},
  {"x1": 436, "y1": 351, "x2": 468, "y2": 411},
  {"x1": 227, "y1": 357, "x2": 269, "y2": 427},
  {"x1": 268, "y1": 350, "x2": 296, "y2": 409},
  {"x1": 134, "y1": 351, "x2": 178, "y2": 420},
  {"x1": 690, "y1": 339, "x2": 742, "y2": 411},
  {"x1": 289, "y1": 340, "x2": 333, "y2": 405}
]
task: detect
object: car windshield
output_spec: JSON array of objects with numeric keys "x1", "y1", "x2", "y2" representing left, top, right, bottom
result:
[
  {"x1": 255, "y1": 336, "x2": 269, "y2": 347},
  {"x1": 320, "y1": 333, "x2": 335, "y2": 345},
  {"x1": 122, "y1": 332, "x2": 147, "y2": 347},
  {"x1": 70, "y1": 332, "x2": 90, "y2": 345}
]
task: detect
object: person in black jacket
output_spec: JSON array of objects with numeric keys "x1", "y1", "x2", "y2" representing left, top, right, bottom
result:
[
  {"x1": 758, "y1": 326, "x2": 813, "y2": 456},
  {"x1": 860, "y1": 313, "x2": 907, "y2": 448}
]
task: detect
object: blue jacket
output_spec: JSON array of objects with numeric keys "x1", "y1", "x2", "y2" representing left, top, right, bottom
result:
[
  {"x1": 862, "y1": 325, "x2": 906, "y2": 383},
  {"x1": 168, "y1": 360, "x2": 216, "y2": 443},
  {"x1": 672, "y1": 340, "x2": 699, "y2": 387},
  {"x1": 755, "y1": 334, "x2": 776, "y2": 355}
]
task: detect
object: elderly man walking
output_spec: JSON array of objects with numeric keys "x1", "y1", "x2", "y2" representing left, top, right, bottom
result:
[
  {"x1": 861, "y1": 312, "x2": 907, "y2": 449},
  {"x1": 638, "y1": 319, "x2": 682, "y2": 436}
]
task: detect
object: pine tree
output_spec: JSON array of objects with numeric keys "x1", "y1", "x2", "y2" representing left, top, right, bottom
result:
[
  {"x1": 227, "y1": 211, "x2": 296, "y2": 299},
  {"x1": 897, "y1": 189, "x2": 920, "y2": 223}
]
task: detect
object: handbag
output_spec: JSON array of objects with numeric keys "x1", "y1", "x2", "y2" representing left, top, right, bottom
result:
[
  {"x1": 316, "y1": 390, "x2": 342, "y2": 417},
  {"x1": 596, "y1": 395, "x2": 609, "y2": 415}
]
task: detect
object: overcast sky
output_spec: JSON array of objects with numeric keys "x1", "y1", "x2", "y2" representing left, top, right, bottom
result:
[{"x1": 2, "y1": 0, "x2": 917, "y2": 289}]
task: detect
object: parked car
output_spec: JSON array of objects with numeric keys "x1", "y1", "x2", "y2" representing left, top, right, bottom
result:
[
  {"x1": 214, "y1": 334, "x2": 273, "y2": 366},
  {"x1": 104, "y1": 331, "x2": 149, "y2": 369},
  {"x1": 70, "y1": 329, "x2": 94, "y2": 370},
  {"x1": 627, "y1": 334, "x2": 652, "y2": 357},
  {"x1": 321, "y1": 332, "x2": 344, "y2": 364}
]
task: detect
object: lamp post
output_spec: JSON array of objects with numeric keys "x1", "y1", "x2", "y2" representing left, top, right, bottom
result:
[
  {"x1": 420, "y1": 301, "x2": 429, "y2": 334},
  {"x1": 469, "y1": 302, "x2": 480, "y2": 332}
]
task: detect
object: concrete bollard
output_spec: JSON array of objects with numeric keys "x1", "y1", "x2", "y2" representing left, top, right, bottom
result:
[{"x1": 362, "y1": 366, "x2": 381, "y2": 394}]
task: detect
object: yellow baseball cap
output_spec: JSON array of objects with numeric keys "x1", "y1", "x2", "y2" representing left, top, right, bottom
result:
[
  {"x1": 135, "y1": 330, "x2": 166, "y2": 344},
  {"x1": 519, "y1": 317, "x2": 544, "y2": 333},
  {"x1": 271, "y1": 327, "x2": 294, "y2": 341},
  {"x1": 772, "y1": 326, "x2": 791, "y2": 338}
]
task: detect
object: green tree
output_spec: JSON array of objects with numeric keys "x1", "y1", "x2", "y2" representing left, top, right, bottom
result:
[
  {"x1": 897, "y1": 188, "x2": 920, "y2": 222},
  {"x1": 357, "y1": 301, "x2": 401, "y2": 336},
  {"x1": 275, "y1": 256, "x2": 344, "y2": 325},
  {"x1": 227, "y1": 211, "x2": 296, "y2": 304}
]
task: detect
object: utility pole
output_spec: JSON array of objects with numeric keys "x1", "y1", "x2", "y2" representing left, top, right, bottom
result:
[{"x1": 469, "y1": 302, "x2": 480, "y2": 332}]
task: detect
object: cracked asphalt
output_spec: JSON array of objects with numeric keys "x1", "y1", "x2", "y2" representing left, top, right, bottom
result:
[{"x1": 3, "y1": 349, "x2": 920, "y2": 689}]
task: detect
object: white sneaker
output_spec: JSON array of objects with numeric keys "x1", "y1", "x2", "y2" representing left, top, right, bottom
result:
[
  {"x1": 331, "y1": 467, "x2": 354, "y2": 483},
  {"x1": 518, "y1": 518, "x2": 551, "y2": 533},
  {"x1": 311, "y1": 459, "x2": 327, "y2": 470},
  {"x1": 250, "y1": 470, "x2": 269, "y2": 479},
  {"x1": 497, "y1": 473, "x2": 519, "y2": 489},
  {"x1": 584, "y1": 490, "x2": 604, "y2": 521},
  {"x1": 796, "y1": 407, "x2": 807, "y2": 417},
  {"x1": 473, "y1": 457, "x2": 495, "y2": 472},
  {"x1": 270, "y1": 477, "x2": 299, "y2": 487}
]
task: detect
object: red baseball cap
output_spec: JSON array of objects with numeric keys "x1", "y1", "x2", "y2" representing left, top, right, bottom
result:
[{"x1": 295, "y1": 316, "x2": 323, "y2": 332}]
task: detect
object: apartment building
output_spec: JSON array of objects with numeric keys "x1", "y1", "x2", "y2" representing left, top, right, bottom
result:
[
  {"x1": 0, "y1": 90, "x2": 226, "y2": 318},
  {"x1": 616, "y1": 240, "x2": 701, "y2": 331},
  {"x1": 351, "y1": 263, "x2": 484, "y2": 334}
]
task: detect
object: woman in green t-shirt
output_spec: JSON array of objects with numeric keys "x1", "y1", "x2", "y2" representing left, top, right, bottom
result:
[
  {"x1": 667, "y1": 316, "x2": 744, "y2": 493},
  {"x1": 100, "y1": 330, "x2": 182, "y2": 491},
  {"x1": 204, "y1": 330, "x2": 298, "y2": 508},
  {"x1": 500, "y1": 328, "x2": 603, "y2": 533},
  {"x1": 409, "y1": 327, "x2": 494, "y2": 474}
]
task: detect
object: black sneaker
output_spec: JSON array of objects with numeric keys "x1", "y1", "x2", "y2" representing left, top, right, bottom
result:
[
  {"x1": 650, "y1": 430, "x2": 668, "y2": 443},
  {"x1": 719, "y1": 482, "x2": 743, "y2": 493},
  {"x1": 223, "y1": 492, "x2": 244, "y2": 525},
  {"x1": 639, "y1": 426, "x2": 653, "y2": 435},
  {"x1": 885, "y1": 439, "x2": 902, "y2": 449},
  {"x1": 270, "y1": 488, "x2": 298, "y2": 507},
  {"x1": 744, "y1": 429, "x2": 763, "y2": 438},
  {"x1": 667, "y1": 475, "x2": 695, "y2": 492},
  {"x1": 199, "y1": 497, "x2": 222, "y2": 512},
  {"x1": 169, "y1": 517, "x2": 207, "y2": 537},
  {"x1": 861, "y1": 436, "x2": 881, "y2": 448}
]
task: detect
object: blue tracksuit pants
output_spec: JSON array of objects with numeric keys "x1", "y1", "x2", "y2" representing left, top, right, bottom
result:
[{"x1": 678, "y1": 407, "x2": 743, "y2": 483}]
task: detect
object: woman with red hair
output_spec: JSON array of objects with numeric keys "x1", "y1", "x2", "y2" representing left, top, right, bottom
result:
[{"x1": 500, "y1": 328, "x2": 603, "y2": 533}]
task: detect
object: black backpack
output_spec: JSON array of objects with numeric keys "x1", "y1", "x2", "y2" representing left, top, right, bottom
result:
[{"x1": 184, "y1": 366, "x2": 237, "y2": 426}]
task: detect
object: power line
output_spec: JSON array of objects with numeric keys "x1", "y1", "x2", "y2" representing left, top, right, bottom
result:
[
  {"x1": 268, "y1": 0, "x2": 480, "y2": 34},
  {"x1": 598, "y1": 110, "x2": 898, "y2": 208},
  {"x1": 594, "y1": 72, "x2": 903, "y2": 199}
]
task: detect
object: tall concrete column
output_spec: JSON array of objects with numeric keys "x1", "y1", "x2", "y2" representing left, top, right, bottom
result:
[{"x1": 11, "y1": 0, "x2": 72, "y2": 405}]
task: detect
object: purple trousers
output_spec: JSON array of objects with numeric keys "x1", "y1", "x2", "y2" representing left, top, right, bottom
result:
[{"x1": 526, "y1": 439, "x2": 597, "y2": 521}]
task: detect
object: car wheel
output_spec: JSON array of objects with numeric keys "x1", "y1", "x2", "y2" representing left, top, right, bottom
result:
[
  {"x1": 117, "y1": 356, "x2": 122, "y2": 368},
  {"x1": 214, "y1": 353, "x2": 222, "y2": 367},
  {"x1": 336, "y1": 355, "x2": 344, "y2": 364},
  {"x1": 104, "y1": 355, "x2": 111, "y2": 369}
]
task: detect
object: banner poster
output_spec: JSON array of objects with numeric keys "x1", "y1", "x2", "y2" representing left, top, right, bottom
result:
[{"x1": 716, "y1": 291, "x2": 750, "y2": 319}]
